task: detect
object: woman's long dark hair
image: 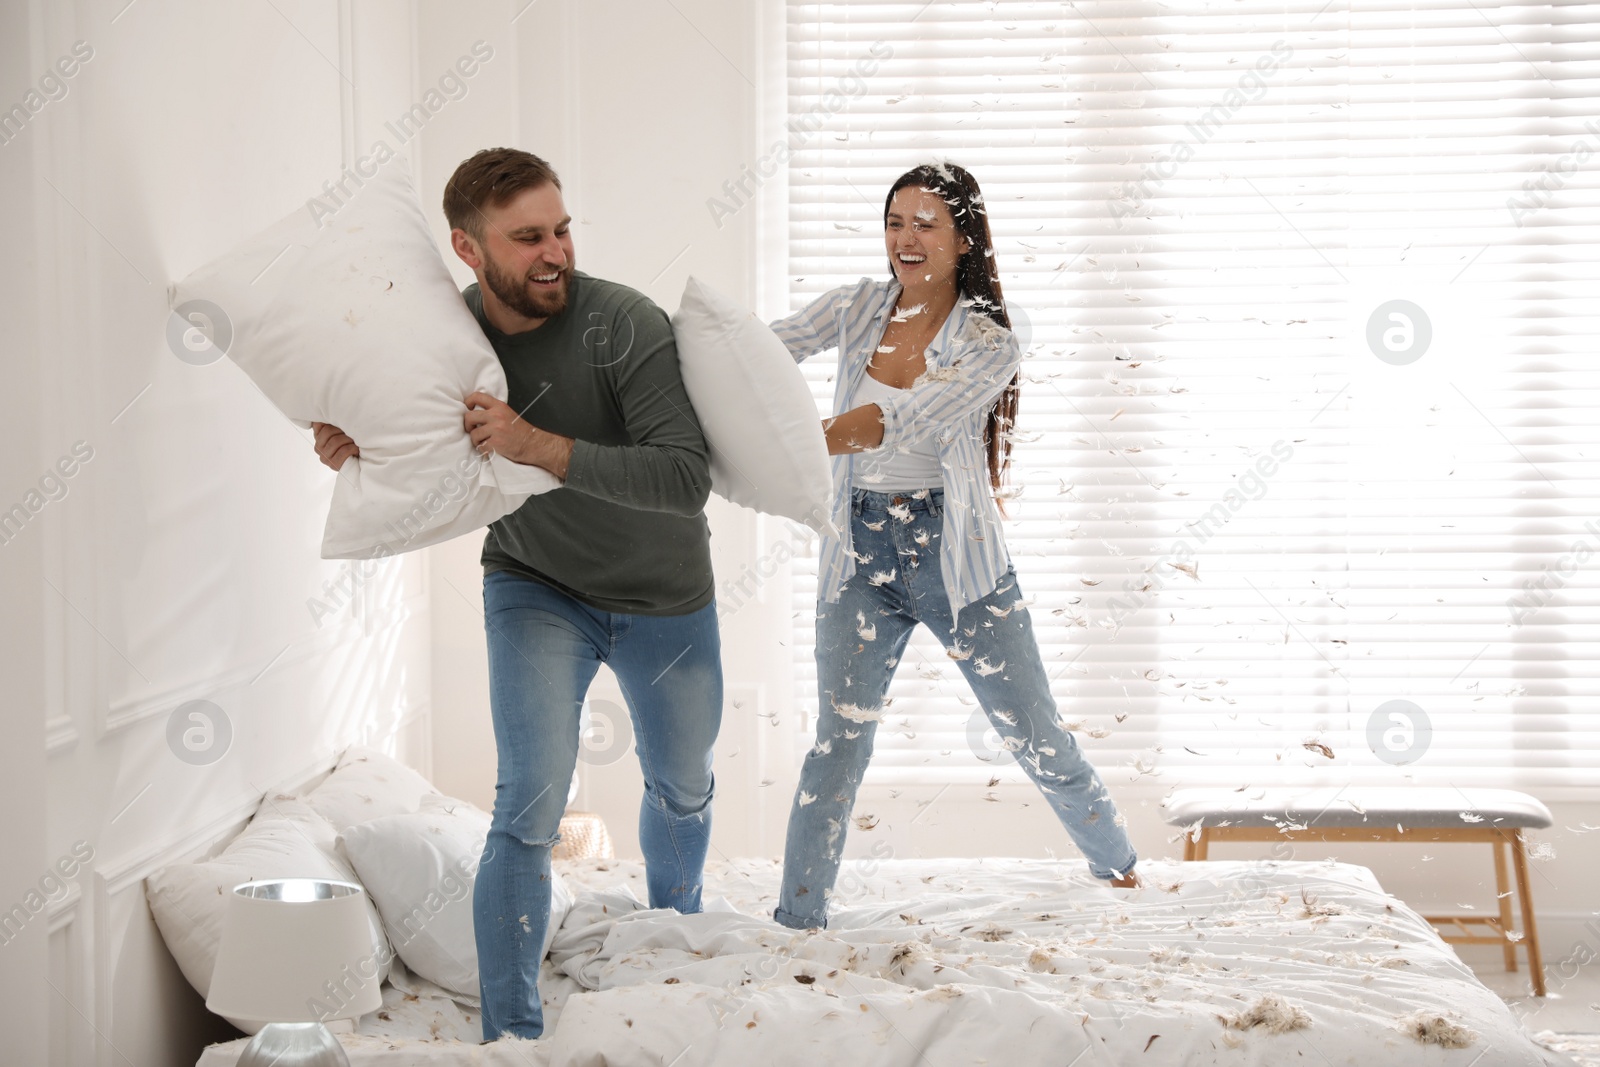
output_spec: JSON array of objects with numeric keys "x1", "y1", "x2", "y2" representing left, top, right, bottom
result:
[{"x1": 883, "y1": 163, "x2": 1020, "y2": 504}]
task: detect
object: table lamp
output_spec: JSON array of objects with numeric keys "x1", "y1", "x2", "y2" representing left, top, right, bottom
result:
[{"x1": 206, "y1": 878, "x2": 384, "y2": 1067}]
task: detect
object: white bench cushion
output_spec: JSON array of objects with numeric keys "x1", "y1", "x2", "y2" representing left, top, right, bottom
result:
[{"x1": 1162, "y1": 786, "x2": 1552, "y2": 829}]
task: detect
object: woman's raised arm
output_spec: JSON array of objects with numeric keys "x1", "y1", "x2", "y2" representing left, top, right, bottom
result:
[{"x1": 768, "y1": 279, "x2": 876, "y2": 364}]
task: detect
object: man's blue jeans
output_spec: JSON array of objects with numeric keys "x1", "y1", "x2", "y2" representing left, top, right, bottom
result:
[
  {"x1": 473, "y1": 570, "x2": 722, "y2": 1040},
  {"x1": 774, "y1": 488, "x2": 1137, "y2": 930}
]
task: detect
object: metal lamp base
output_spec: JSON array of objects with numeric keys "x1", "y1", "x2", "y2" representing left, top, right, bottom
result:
[{"x1": 236, "y1": 1022, "x2": 351, "y2": 1067}]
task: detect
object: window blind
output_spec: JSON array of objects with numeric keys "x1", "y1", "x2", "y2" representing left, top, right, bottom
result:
[{"x1": 783, "y1": 0, "x2": 1600, "y2": 795}]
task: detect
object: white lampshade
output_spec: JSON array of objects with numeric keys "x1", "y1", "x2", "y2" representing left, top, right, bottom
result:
[{"x1": 206, "y1": 879, "x2": 384, "y2": 1024}]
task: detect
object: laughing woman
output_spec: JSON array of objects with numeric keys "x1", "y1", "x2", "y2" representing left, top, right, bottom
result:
[{"x1": 769, "y1": 163, "x2": 1139, "y2": 930}]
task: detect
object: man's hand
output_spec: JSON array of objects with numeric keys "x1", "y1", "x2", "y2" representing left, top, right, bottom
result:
[
  {"x1": 464, "y1": 392, "x2": 574, "y2": 479},
  {"x1": 311, "y1": 422, "x2": 360, "y2": 471}
]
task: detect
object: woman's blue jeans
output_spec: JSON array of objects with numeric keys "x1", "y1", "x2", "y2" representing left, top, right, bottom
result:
[
  {"x1": 774, "y1": 488, "x2": 1137, "y2": 930},
  {"x1": 474, "y1": 570, "x2": 722, "y2": 1040}
]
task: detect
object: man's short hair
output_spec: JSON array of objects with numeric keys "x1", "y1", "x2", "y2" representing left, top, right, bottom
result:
[{"x1": 442, "y1": 148, "x2": 562, "y2": 242}]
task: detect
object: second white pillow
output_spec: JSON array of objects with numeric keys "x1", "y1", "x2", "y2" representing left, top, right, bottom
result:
[
  {"x1": 671, "y1": 277, "x2": 834, "y2": 535},
  {"x1": 337, "y1": 793, "x2": 572, "y2": 1000},
  {"x1": 302, "y1": 745, "x2": 440, "y2": 834}
]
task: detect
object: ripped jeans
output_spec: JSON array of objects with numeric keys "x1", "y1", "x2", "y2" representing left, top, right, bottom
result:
[
  {"x1": 474, "y1": 570, "x2": 722, "y2": 1040},
  {"x1": 774, "y1": 488, "x2": 1137, "y2": 930}
]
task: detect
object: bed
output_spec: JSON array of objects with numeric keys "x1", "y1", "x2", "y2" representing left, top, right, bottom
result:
[{"x1": 195, "y1": 854, "x2": 1576, "y2": 1066}]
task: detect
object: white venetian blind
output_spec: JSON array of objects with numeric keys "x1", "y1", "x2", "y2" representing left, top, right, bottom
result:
[{"x1": 782, "y1": 0, "x2": 1600, "y2": 796}]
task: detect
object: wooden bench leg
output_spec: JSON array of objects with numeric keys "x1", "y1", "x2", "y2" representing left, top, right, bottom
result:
[
  {"x1": 1510, "y1": 830, "x2": 1547, "y2": 996},
  {"x1": 1492, "y1": 834, "x2": 1516, "y2": 973},
  {"x1": 1183, "y1": 832, "x2": 1197, "y2": 862},
  {"x1": 1193, "y1": 830, "x2": 1210, "y2": 861}
]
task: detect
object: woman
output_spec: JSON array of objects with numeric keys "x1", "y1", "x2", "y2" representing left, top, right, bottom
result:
[{"x1": 769, "y1": 163, "x2": 1139, "y2": 931}]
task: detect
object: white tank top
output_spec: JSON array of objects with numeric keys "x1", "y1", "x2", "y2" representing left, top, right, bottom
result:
[{"x1": 850, "y1": 372, "x2": 945, "y2": 490}]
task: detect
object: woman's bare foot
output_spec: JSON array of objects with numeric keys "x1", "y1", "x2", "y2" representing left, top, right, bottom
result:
[{"x1": 1109, "y1": 869, "x2": 1142, "y2": 889}]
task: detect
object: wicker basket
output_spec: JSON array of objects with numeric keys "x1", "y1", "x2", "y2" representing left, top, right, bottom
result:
[{"x1": 553, "y1": 810, "x2": 614, "y2": 861}]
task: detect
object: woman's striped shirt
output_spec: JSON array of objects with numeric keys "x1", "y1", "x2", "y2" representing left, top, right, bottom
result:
[{"x1": 770, "y1": 277, "x2": 1022, "y2": 626}]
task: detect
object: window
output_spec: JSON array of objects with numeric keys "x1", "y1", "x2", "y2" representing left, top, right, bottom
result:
[{"x1": 784, "y1": 1, "x2": 1600, "y2": 796}]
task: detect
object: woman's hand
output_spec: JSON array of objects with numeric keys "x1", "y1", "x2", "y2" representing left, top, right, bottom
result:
[
  {"x1": 822, "y1": 404, "x2": 885, "y2": 455},
  {"x1": 464, "y1": 392, "x2": 574, "y2": 478},
  {"x1": 311, "y1": 422, "x2": 359, "y2": 472}
]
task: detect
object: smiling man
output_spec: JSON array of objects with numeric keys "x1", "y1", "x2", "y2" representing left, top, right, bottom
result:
[{"x1": 311, "y1": 147, "x2": 721, "y2": 1042}]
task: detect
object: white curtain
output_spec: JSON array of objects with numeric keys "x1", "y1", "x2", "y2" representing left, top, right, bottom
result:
[{"x1": 783, "y1": 0, "x2": 1600, "y2": 796}]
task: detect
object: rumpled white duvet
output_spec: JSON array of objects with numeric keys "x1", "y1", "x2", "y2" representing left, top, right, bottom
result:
[{"x1": 198, "y1": 857, "x2": 1575, "y2": 1066}]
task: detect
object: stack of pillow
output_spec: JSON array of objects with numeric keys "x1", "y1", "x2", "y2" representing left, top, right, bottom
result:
[{"x1": 145, "y1": 746, "x2": 571, "y2": 1032}]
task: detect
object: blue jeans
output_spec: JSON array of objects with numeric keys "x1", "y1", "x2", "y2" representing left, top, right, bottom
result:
[
  {"x1": 774, "y1": 488, "x2": 1137, "y2": 930},
  {"x1": 473, "y1": 570, "x2": 722, "y2": 1040}
]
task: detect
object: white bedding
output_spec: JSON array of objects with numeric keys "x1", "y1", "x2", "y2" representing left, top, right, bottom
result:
[{"x1": 198, "y1": 857, "x2": 1575, "y2": 1067}]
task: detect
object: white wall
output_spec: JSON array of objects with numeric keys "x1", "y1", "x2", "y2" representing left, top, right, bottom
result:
[
  {"x1": 2, "y1": 2, "x2": 434, "y2": 1063},
  {"x1": 0, "y1": 0, "x2": 51, "y2": 1061}
]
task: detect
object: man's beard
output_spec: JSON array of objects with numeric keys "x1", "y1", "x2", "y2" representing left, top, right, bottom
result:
[{"x1": 483, "y1": 253, "x2": 570, "y2": 321}]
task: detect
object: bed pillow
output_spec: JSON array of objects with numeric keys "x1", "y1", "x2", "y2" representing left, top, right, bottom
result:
[
  {"x1": 337, "y1": 793, "x2": 573, "y2": 999},
  {"x1": 302, "y1": 745, "x2": 440, "y2": 834},
  {"x1": 145, "y1": 795, "x2": 392, "y2": 1034},
  {"x1": 168, "y1": 153, "x2": 559, "y2": 559},
  {"x1": 671, "y1": 277, "x2": 834, "y2": 535}
]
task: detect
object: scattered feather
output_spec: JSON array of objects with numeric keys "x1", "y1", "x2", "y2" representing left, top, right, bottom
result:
[
  {"x1": 855, "y1": 611, "x2": 877, "y2": 642},
  {"x1": 835, "y1": 702, "x2": 886, "y2": 723},
  {"x1": 1396, "y1": 1011, "x2": 1476, "y2": 1048},
  {"x1": 1223, "y1": 995, "x2": 1311, "y2": 1034}
]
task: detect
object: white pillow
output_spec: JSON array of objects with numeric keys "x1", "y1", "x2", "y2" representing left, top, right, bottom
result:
[
  {"x1": 145, "y1": 795, "x2": 392, "y2": 1033},
  {"x1": 671, "y1": 277, "x2": 834, "y2": 535},
  {"x1": 168, "y1": 153, "x2": 559, "y2": 559},
  {"x1": 337, "y1": 793, "x2": 573, "y2": 999},
  {"x1": 302, "y1": 745, "x2": 439, "y2": 834}
]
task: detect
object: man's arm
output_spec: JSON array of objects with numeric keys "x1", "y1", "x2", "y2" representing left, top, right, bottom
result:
[
  {"x1": 467, "y1": 300, "x2": 711, "y2": 517},
  {"x1": 565, "y1": 299, "x2": 711, "y2": 516},
  {"x1": 769, "y1": 281, "x2": 859, "y2": 364}
]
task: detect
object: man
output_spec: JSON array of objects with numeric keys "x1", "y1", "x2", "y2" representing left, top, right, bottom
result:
[{"x1": 311, "y1": 147, "x2": 720, "y2": 1041}]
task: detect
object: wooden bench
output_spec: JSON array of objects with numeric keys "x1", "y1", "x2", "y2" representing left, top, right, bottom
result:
[{"x1": 1162, "y1": 786, "x2": 1552, "y2": 996}]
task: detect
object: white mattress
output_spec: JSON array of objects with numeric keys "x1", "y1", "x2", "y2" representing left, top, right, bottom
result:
[{"x1": 197, "y1": 857, "x2": 1576, "y2": 1067}]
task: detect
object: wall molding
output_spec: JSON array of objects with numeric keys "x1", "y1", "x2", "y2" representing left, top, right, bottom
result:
[
  {"x1": 97, "y1": 745, "x2": 346, "y2": 895},
  {"x1": 98, "y1": 596, "x2": 424, "y2": 739},
  {"x1": 46, "y1": 712, "x2": 79, "y2": 754},
  {"x1": 46, "y1": 879, "x2": 82, "y2": 934},
  {"x1": 47, "y1": 880, "x2": 92, "y2": 1067}
]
